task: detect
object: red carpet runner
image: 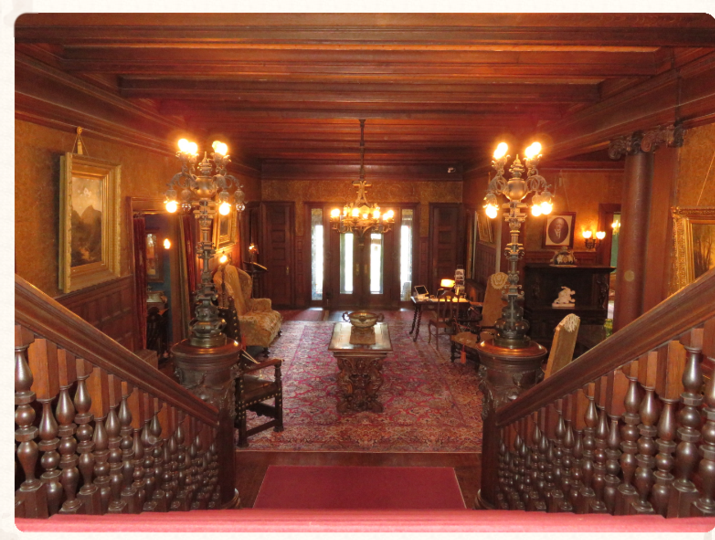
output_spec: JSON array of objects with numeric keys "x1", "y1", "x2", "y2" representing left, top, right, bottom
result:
[{"x1": 253, "y1": 465, "x2": 466, "y2": 509}]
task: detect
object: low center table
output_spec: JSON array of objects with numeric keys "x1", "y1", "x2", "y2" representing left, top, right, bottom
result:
[{"x1": 328, "y1": 322, "x2": 392, "y2": 413}]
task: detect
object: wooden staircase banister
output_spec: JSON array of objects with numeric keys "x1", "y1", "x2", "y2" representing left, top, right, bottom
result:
[
  {"x1": 15, "y1": 274, "x2": 219, "y2": 427},
  {"x1": 496, "y1": 265, "x2": 715, "y2": 429}
]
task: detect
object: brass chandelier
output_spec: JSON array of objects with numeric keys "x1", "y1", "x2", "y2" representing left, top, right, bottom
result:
[{"x1": 330, "y1": 119, "x2": 394, "y2": 238}]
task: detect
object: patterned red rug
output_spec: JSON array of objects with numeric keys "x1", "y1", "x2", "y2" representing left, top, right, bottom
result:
[
  {"x1": 278, "y1": 309, "x2": 326, "y2": 322},
  {"x1": 253, "y1": 465, "x2": 466, "y2": 509},
  {"x1": 241, "y1": 321, "x2": 483, "y2": 452}
]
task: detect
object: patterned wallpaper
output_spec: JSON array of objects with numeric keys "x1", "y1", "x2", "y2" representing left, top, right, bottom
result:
[
  {"x1": 262, "y1": 179, "x2": 463, "y2": 237},
  {"x1": 676, "y1": 122, "x2": 715, "y2": 208}
]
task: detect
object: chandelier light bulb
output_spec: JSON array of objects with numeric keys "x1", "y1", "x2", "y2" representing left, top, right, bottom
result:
[
  {"x1": 583, "y1": 230, "x2": 593, "y2": 239},
  {"x1": 331, "y1": 208, "x2": 341, "y2": 218},
  {"x1": 531, "y1": 205, "x2": 542, "y2": 217},
  {"x1": 352, "y1": 208, "x2": 359, "y2": 217},
  {"x1": 163, "y1": 238, "x2": 171, "y2": 249},
  {"x1": 219, "y1": 201, "x2": 231, "y2": 215},
  {"x1": 524, "y1": 142, "x2": 542, "y2": 160},
  {"x1": 596, "y1": 231, "x2": 606, "y2": 240},
  {"x1": 188, "y1": 142, "x2": 198, "y2": 155},
  {"x1": 485, "y1": 204, "x2": 498, "y2": 219},
  {"x1": 385, "y1": 210, "x2": 394, "y2": 220},
  {"x1": 540, "y1": 201, "x2": 553, "y2": 215},
  {"x1": 165, "y1": 200, "x2": 178, "y2": 213},
  {"x1": 178, "y1": 138, "x2": 191, "y2": 153},
  {"x1": 493, "y1": 142, "x2": 509, "y2": 160},
  {"x1": 373, "y1": 209, "x2": 381, "y2": 219},
  {"x1": 212, "y1": 140, "x2": 228, "y2": 156}
]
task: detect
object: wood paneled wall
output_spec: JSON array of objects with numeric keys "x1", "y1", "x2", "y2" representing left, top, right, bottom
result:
[{"x1": 56, "y1": 275, "x2": 136, "y2": 351}]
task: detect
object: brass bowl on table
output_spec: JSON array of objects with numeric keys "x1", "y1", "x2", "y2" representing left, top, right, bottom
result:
[{"x1": 342, "y1": 311, "x2": 384, "y2": 329}]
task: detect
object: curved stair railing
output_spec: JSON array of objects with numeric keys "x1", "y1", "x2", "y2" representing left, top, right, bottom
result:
[
  {"x1": 15, "y1": 274, "x2": 236, "y2": 518},
  {"x1": 481, "y1": 266, "x2": 715, "y2": 517}
]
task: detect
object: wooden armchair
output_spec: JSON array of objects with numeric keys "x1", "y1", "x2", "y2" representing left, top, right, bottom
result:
[
  {"x1": 450, "y1": 272, "x2": 508, "y2": 363},
  {"x1": 542, "y1": 313, "x2": 581, "y2": 379},
  {"x1": 428, "y1": 290, "x2": 460, "y2": 350},
  {"x1": 235, "y1": 351, "x2": 284, "y2": 448}
]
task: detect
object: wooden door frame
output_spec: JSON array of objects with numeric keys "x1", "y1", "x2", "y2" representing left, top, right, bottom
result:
[
  {"x1": 428, "y1": 202, "x2": 465, "y2": 294},
  {"x1": 260, "y1": 201, "x2": 296, "y2": 308}
]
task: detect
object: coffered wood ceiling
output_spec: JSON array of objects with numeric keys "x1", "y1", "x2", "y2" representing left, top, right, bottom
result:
[{"x1": 15, "y1": 13, "x2": 715, "y2": 170}]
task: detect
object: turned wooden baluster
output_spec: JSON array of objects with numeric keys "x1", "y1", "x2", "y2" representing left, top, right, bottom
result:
[
  {"x1": 74, "y1": 357, "x2": 101, "y2": 514},
  {"x1": 165, "y1": 406, "x2": 180, "y2": 508},
  {"x1": 604, "y1": 369, "x2": 628, "y2": 514},
  {"x1": 187, "y1": 416, "x2": 200, "y2": 507},
  {"x1": 495, "y1": 432, "x2": 507, "y2": 509},
  {"x1": 55, "y1": 344, "x2": 82, "y2": 514},
  {"x1": 693, "y1": 317, "x2": 715, "y2": 517},
  {"x1": 579, "y1": 383, "x2": 598, "y2": 514},
  {"x1": 106, "y1": 373, "x2": 127, "y2": 514},
  {"x1": 196, "y1": 424, "x2": 211, "y2": 510},
  {"x1": 616, "y1": 360, "x2": 642, "y2": 514},
  {"x1": 15, "y1": 326, "x2": 48, "y2": 518},
  {"x1": 507, "y1": 426, "x2": 521, "y2": 509},
  {"x1": 117, "y1": 382, "x2": 138, "y2": 512},
  {"x1": 208, "y1": 428, "x2": 220, "y2": 508},
  {"x1": 527, "y1": 412, "x2": 545, "y2": 511},
  {"x1": 149, "y1": 398, "x2": 167, "y2": 511},
  {"x1": 543, "y1": 403, "x2": 558, "y2": 510},
  {"x1": 141, "y1": 391, "x2": 157, "y2": 511},
  {"x1": 549, "y1": 399, "x2": 569, "y2": 512},
  {"x1": 87, "y1": 365, "x2": 111, "y2": 513},
  {"x1": 669, "y1": 327, "x2": 704, "y2": 517},
  {"x1": 590, "y1": 375, "x2": 609, "y2": 513},
  {"x1": 126, "y1": 384, "x2": 146, "y2": 510},
  {"x1": 173, "y1": 411, "x2": 191, "y2": 511},
  {"x1": 561, "y1": 394, "x2": 576, "y2": 509},
  {"x1": 537, "y1": 408, "x2": 550, "y2": 506},
  {"x1": 515, "y1": 420, "x2": 528, "y2": 508},
  {"x1": 570, "y1": 388, "x2": 588, "y2": 511},
  {"x1": 632, "y1": 350, "x2": 661, "y2": 514},
  {"x1": 651, "y1": 341, "x2": 683, "y2": 517},
  {"x1": 28, "y1": 337, "x2": 61, "y2": 516}
]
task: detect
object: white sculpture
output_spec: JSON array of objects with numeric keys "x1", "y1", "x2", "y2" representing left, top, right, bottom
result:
[{"x1": 552, "y1": 286, "x2": 576, "y2": 308}]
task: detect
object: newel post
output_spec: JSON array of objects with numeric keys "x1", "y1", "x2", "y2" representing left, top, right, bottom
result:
[{"x1": 172, "y1": 340, "x2": 241, "y2": 509}]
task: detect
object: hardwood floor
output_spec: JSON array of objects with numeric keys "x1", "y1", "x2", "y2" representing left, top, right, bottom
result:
[{"x1": 235, "y1": 451, "x2": 482, "y2": 509}]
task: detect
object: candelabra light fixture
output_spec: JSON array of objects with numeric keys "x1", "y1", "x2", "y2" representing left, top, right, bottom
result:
[
  {"x1": 583, "y1": 230, "x2": 606, "y2": 250},
  {"x1": 484, "y1": 141, "x2": 555, "y2": 349},
  {"x1": 164, "y1": 138, "x2": 246, "y2": 348},
  {"x1": 329, "y1": 119, "x2": 395, "y2": 240}
]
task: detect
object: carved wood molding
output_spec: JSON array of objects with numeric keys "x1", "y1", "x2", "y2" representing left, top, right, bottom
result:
[{"x1": 608, "y1": 124, "x2": 684, "y2": 160}]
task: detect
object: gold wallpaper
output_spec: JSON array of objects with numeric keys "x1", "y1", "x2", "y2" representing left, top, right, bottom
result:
[
  {"x1": 676, "y1": 122, "x2": 715, "y2": 208},
  {"x1": 15, "y1": 119, "x2": 260, "y2": 298},
  {"x1": 262, "y1": 179, "x2": 463, "y2": 237}
]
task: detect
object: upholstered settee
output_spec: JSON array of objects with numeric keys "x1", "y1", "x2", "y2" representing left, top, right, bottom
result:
[{"x1": 214, "y1": 264, "x2": 282, "y2": 354}]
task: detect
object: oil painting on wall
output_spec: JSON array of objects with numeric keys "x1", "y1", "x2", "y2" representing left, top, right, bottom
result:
[
  {"x1": 673, "y1": 206, "x2": 715, "y2": 290},
  {"x1": 59, "y1": 153, "x2": 121, "y2": 293}
]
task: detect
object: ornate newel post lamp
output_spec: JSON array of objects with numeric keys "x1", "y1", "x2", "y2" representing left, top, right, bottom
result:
[
  {"x1": 164, "y1": 138, "x2": 245, "y2": 509},
  {"x1": 475, "y1": 141, "x2": 551, "y2": 511}
]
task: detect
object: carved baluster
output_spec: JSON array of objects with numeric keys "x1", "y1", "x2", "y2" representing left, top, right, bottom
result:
[
  {"x1": 536, "y1": 408, "x2": 549, "y2": 506},
  {"x1": 560, "y1": 394, "x2": 575, "y2": 510},
  {"x1": 542, "y1": 403, "x2": 558, "y2": 511},
  {"x1": 173, "y1": 411, "x2": 191, "y2": 511},
  {"x1": 15, "y1": 326, "x2": 48, "y2": 518},
  {"x1": 188, "y1": 417, "x2": 201, "y2": 507},
  {"x1": 570, "y1": 389, "x2": 588, "y2": 511},
  {"x1": 74, "y1": 358, "x2": 101, "y2": 514},
  {"x1": 590, "y1": 375, "x2": 609, "y2": 513},
  {"x1": 55, "y1": 345, "x2": 82, "y2": 514},
  {"x1": 165, "y1": 406, "x2": 180, "y2": 509},
  {"x1": 693, "y1": 318, "x2": 715, "y2": 517},
  {"x1": 28, "y1": 337, "x2": 62, "y2": 516},
  {"x1": 208, "y1": 428, "x2": 220, "y2": 508},
  {"x1": 617, "y1": 360, "x2": 641, "y2": 514},
  {"x1": 141, "y1": 392, "x2": 157, "y2": 510},
  {"x1": 578, "y1": 384, "x2": 597, "y2": 513},
  {"x1": 196, "y1": 424, "x2": 211, "y2": 509},
  {"x1": 632, "y1": 351, "x2": 660, "y2": 514},
  {"x1": 669, "y1": 328, "x2": 704, "y2": 517},
  {"x1": 549, "y1": 399, "x2": 568, "y2": 512},
  {"x1": 87, "y1": 365, "x2": 111, "y2": 513},
  {"x1": 527, "y1": 413, "x2": 545, "y2": 511},
  {"x1": 106, "y1": 374, "x2": 127, "y2": 514},
  {"x1": 513, "y1": 420, "x2": 526, "y2": 508},
  {"x1": 126, "y1": 384, "x2": 146, "y2": 510},
  {"x1": 117, "y1": 382, "x2": 138, "y2": 512},
  {"x1": 495, "y1": 431, "x2": 508, "y2": 509},
  {"x1": 150, "y1": 399, "x2": 167, "y2": 511},
  {"x1": 604, "y1": 369, "x2": 628, "y2": 514}
]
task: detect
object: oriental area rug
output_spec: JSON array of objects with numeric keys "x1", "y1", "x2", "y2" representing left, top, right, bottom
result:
[{"x1": 239, "y1": 321, "x2": 483, "y2": 452}]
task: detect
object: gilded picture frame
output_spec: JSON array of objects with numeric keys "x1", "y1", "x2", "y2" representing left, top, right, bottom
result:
[
  {"x1": 476, "y1": 209, "x2": 494, "y2": 244},
  {"x1": 543, "y1": 212, "x2": 576, "y2": 248},
  {"x1": 672, "y1": 206, "x2": 715, "y2": 290},
  {"x1": 213, "y1": 208, "x2": 237, "y2": 252},
  {"x1": 59, "y1": 153, "x2": 121, "y2": 293}
]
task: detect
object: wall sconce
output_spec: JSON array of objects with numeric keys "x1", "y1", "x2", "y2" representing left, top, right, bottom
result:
[
  {"x1": 163, "y1": 238, "x2": 171, "y2": 249},
  {"x1": 583, "y1": 230, "x2": 606, "y2": 250}
]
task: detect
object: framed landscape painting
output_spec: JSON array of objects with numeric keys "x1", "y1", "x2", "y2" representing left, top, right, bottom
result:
[
  {"x1": 543, "y1": 212, "x2": 576, "y2": 248},
  {"x1": 673, "y1": 206, "x2": 715, "y2": 290},
  {"x1": 213, "y1": 208, "x2": 237, "y2": 252},
  {"x1": 59, "y1": 153, "x2": 121, "y2": 293}
]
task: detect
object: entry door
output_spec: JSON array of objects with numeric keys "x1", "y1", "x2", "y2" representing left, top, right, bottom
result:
[
  {"x1": 429, "y1": 203, "x2": 463, "y2": 293},
  {"x1": 261, "y1": 202, "x2": 294, "y2": 307},
  {"x1": 330, "y1": 228, "x2": 393, "y2": 309}
]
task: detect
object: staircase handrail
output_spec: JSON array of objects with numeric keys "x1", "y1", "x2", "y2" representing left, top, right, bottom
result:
[{"x1": 495, "y1": 265, "x2": 715, "y2": 429}]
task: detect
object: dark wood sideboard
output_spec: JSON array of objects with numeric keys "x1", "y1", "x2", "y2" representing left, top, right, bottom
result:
[{"x1": 523, "y1": 263, "x2": 614, "y2": 346}]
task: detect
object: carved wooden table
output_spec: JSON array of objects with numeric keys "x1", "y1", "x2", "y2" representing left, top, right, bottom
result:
[{"x1": 328, "y1": 322, "x2": 392, "y2": 413}]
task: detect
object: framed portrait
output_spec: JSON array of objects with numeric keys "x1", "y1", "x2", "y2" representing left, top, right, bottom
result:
[
  {"x1": 59, "y1": 153, "x2": 121, "y2": 293},
  {"x1": 673, "y1": 206, "x2": 715, "y2": 290},
  {"x1": 477, "y1": 209, "x2": 494, "y2": 244},
  {"x1": 145, "y1": 230, "x2": 164, "y2": 282},
  {"x1": 213, "y1": 208, "x2": 237, "y2": 251},
  {"x1": 543, "y1": 212, "x2": 576, "y2": 248}
]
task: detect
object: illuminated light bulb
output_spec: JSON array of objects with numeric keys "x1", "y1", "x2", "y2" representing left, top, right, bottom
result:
[
  {"x1": 188, "y1": 142, "x2": 198, "y2": 155},
  {"x1": 385, "y1": 210, "x2": 394, "y2": 220},
  {"x1": 178, "y1": 138, "x2": 191, "y2": 153},
  {"x1": 331, "y1": 208, "x2": 341, "y2": 218},
  {"x1": 493, "y1": 142, "x2": 508, "y2": 160},
  {"x1": 531, "y1": 205, "x2": 542, "y2": 217},
  {"x1": 485, "y1": 204, "x2": 498, "y2": 219},
  {"x1": 165, "y1": 200, "x2": 178, "y2": 213},
  {"x1": 219, "y1": 202, "x2": 231, "y2": 215},
  {"x1": 596, "y1": 231, "x2": 606, "y2": 240},
  {"x1": 524, "y1": 142, "x2": 542, "y2": 160},
  {"x1": 373, "y1": 209, "x2": 381, "y2": 219},
  {"x1": 219, "y1": 254, "x2": 228, "y2": 264},
  {"x1": 212, "y1": 140, "x2": 228, "y2": 156},
  {"x1": 352, "y1": 208, "x2": 359, "y2": 217},
  {"x1": 163, "y1": 238, "x2": 171, "y2": 249},
  {"x1": 583, "y1": 230, "x2": 593, "y2": 239},
  {"x1": 362, "y1": 213, "x2": 369, "y2": 220},
  {"x1": 540, "y1": 201, "x2": 553, "y2": 215}
]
